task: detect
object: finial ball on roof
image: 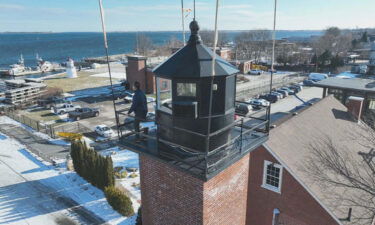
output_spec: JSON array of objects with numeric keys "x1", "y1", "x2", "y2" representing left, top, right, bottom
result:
[{"x1": 190, "y1": 20, "x2": 200, "y2": 34}]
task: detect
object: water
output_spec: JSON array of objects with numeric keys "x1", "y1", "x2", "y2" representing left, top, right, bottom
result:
[{"x1": 0, "y1": 30, "x2": 322, "y2": 67}]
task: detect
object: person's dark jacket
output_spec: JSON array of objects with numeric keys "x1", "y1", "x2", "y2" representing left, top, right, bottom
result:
[{"x1": 128, "y1": 89, "x2": 148, "y2": 118}]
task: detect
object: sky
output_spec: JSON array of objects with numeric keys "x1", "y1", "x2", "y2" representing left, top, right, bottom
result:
[{"x1": 0, "y1": 0, "x2": 374, "y2": 32}]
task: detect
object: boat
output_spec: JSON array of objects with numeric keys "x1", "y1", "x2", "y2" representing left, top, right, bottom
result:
[{"x1": 1, "y1": 54, "x2": 64, "y2": 77}]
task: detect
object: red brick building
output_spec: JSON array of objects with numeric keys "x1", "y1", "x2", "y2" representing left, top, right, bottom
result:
[
  {"x1": 137, "y1": 96, "x2": 371, "y2": 225},
  {"x1": 126, "y1": 55, "x2": 155, "y2": 94}
]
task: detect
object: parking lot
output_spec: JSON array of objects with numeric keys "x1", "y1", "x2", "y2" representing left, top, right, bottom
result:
[{"x1": 246, "y1": 86, "x2": 322, "y2": 123}]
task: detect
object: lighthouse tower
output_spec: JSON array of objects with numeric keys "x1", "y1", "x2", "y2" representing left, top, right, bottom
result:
[
  {"x1": 119, "y1": 20, "x2": 269, "y2": 225},
  {"x1": 66, "y1": 58, "x2": 77, "y2": 78}
]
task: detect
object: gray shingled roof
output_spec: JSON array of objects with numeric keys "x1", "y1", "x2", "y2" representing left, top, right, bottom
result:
[
  {"x1": 315, "y1": 77, "x2": 375, "y2": 93},
  {"x1": 266, "y1": 96, "x2": 373, "y2": 224},
  {"x1": 153, "y1": 20, "x2": 239, "y2": 78}
]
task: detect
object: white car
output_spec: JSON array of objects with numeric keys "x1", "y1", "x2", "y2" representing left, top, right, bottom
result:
[
  {"x1": 95, "y1": 125, "x2": 114, "y2": 138},
  {"x1": 249, "y1": 69, "x2": 263, "y2": 75},
  {"x1": 124, "y1": 92, "x2": 134, "y2": 103},
  {"x1": 248, "y1": 98, "x2": 270, "y2": 107},
  {"x1": 54, "y1": 104, "x2": 81, "y2": 115}
]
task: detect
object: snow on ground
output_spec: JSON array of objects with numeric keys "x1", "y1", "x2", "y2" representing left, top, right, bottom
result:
[
  {"x1": 66, "y1": 84, "x2": 123, "y2": 102},
  {"x1": 100, "y1": 147, "x2": 141, "y2": 209},
  {"x1": 0, "y1": 131, "x2": 135, "y2": 225},
  {"x1": 91, "y1": 72, "x2": 126, "y2": 79},
  {"x1": 0, "y1": 116, "x2": 70, "y2": 147}
]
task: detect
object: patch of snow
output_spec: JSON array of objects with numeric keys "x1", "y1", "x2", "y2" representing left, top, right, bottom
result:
[
  {"x1": 100, "y1": 147, "x2": 141, "y2": 209},
  {"x1": 0, "y1": 131, "x2": 135, "y2": 225},
  {"x1": 66, "y1": 85, "x2": 123, "y2": 102},
  {"x1": 91, "y1": 72, "x2": 126, "y2": 79}
]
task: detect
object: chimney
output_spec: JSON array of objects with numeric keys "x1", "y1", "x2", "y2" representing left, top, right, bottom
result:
[
  {"x1": 126, "y1": 55, "x2": 148, "y2": 92},
  {"x1": 346, "y1": 96, "x2": 364, "y2": 121}
]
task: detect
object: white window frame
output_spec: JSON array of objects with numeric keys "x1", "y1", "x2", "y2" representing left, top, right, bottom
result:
[{"x1": 261, "y1": 160, "x2": 283, "y2": 194}]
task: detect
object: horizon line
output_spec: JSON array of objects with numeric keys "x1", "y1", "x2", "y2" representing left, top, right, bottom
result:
[{"x1": 1, "y1": 27, "x2": 374, "y2": 34}]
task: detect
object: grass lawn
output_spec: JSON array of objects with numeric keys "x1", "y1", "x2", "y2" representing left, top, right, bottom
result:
[{"x1": 44, "y1": 71, "x2": 121, "y2": 93}]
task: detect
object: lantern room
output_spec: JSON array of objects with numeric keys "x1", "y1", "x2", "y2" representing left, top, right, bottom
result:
[
  {"x1": 118, "y1": 20, "x2": 270, "y2": 180},
  {"x1": 153, "y1": 20, "x2": 239, "y2": 152}
]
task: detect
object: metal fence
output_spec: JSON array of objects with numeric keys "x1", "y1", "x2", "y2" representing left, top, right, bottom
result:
[
  {"x1": 236, "y1": 72, "x2": 307, "y2": 100},
  {"x1": 3, "y1": 108, "x2": 91, "y2": 139}
]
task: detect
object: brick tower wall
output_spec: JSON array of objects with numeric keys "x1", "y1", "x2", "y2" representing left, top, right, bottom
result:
[{"x1": 139, "y1": 154, "x2": 250, "y2": 225}]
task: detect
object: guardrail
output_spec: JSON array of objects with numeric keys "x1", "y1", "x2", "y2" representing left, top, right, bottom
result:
[{"x1": 118, "y1": 103, "x2": 269, "y2": 178}]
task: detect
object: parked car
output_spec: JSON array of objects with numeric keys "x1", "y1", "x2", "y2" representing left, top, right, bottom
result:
[
  {"x1": 95, "y1": 125, "x2": 114, "y2": 138},
  {"x1": 275, "y1": 89, "x2": 288, "y2": 98},
  {"x1": 288, "y1": 86, "x2": 300, "y2": 93},
  {"x1": 68, "y1": 107, "x2": 100, "y2": 121},
  {"x1": 280, "y1": 87, "x2": 295, "y2": 95},
  {"x1": 38, "y1": 97, "x2": 71, "y2": 109},
  {"x1": 259, "y1": 94, "x2": 278, "y2": 103},
  {"x1": 308, "y1": 73, "x2": 328, "y2": 82},
  {"x1": 271, "y1": 91, "x2": 283, "y2": 99},
  {"x1": 249, "y1": 69, "x2": 263, "y2": 75},
  {"x1": 113, "y1": 91, "x2": 127, "y2": 100},
  {"x1": 303, "y1": 79, "x2": 316, "y2": 86},
  {"x1": 53, "y1": 104, "x2": 81, "y2": 115},
  {"x1": 123, "y1": 112, "x2": 156, "y2": 129},
  {"x1": 235, "y1": 103, "x2": 250, "y2": 115},
  {"x1": 124, "y1": 91, "x2": 135, "y2": 103},
  {"x1": 248, "y1": 98, "x2": 270, "y2": 107}
]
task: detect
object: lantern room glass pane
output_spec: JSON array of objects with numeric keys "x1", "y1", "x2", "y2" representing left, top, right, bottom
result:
[
  {"x1": 177, "y1": 83, "x2": 196, "y2": 97},
  {"x1": 157, "y1": 78, "x2": 172, "y2": 114}
]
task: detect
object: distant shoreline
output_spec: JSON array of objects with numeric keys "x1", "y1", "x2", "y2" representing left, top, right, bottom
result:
[
  {"x1": 0, "y1": 30, "x2": 324, "y2": 34},
  {"x1": 0, "y1": 28, "x2": 374, "y2": 33}
]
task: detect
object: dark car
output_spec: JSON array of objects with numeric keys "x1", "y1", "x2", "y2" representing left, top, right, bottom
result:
[
  {"x1": 303, "y1": 79, "x2": 316, "y2": 86},
  {"x1": 235, "y1": 103, "x2": 250, "y2": 116},
  {"x1": 259, "y1": 94, "x2": 278, "y2": 103},
  {"x1": 290, "y1": 83, "x2": 303, "y2": 92},
  {"x1": 112, "y1": 91, "x2": 127, "y2": 100},
  {"x1": 280, "y1": 87, "x2": 295, "y2": 95},
  {"x1": 68, "y1": 108, "x2": 100, "y2": 121},
  {"x1": 288, "y1": 86, "x2": 300, "y2": 93}
]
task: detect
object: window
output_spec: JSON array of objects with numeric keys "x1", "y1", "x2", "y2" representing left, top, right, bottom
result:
[
  {"x1": 156, "y1": 78, "x2": 172, "y2": 114},
  {"x1": 262, "y1": 160, "x2": 283, "y2": 193},
  {"x1": 177, "y1": 83, "x2": 196, "y2": 97}
]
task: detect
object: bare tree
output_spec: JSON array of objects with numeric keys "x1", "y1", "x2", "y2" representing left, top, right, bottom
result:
[
  {"x1": 199, "y1": 29, "x2": 228, "y2": 47},
  {"x1": 313, "y1": 27, "x2": 353, "y2": 56},
  {"x1": 154, "y1": 36, "x2": 183, "y2": 56},
  {"x1": 303, "y1": 126, "x2": 375, "y2": 225},
  {"x1": 235, "y1": 30, "x2": 271, "y2": 61},
  {"x1": 135, "y1": 34, "x2": 154, "y2": 56}
]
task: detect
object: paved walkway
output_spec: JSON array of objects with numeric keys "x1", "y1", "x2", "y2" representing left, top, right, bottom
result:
[{"x1": 0, "y1": 124, "x2": 69, "y2": 162}]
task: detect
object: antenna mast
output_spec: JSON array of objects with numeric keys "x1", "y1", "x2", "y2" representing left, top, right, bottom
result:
[
  {"x1": 181, "y1": 0, "x2": 186, "y2": 44},
  {"x1": 98, "y1": 0, "x2": 120, "y2": 138},
  {"x1": 268, "y1": 0, "x2": 277, "y2": 130},
  {"x1": 205, "y1": 0, "x2": 220, "y2": 152}
]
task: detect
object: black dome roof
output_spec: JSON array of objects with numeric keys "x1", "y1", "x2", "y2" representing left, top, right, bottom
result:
[{"x1": 153, "y1": 20, "x2": 239, "y2": 79}]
